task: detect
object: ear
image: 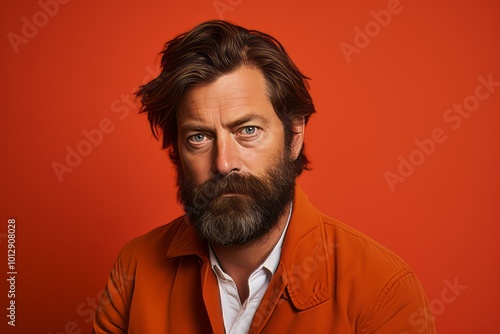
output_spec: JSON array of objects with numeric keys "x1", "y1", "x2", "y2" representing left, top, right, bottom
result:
[{"x1": 290, "y1": 117, "x2": 305, "y2": 161}]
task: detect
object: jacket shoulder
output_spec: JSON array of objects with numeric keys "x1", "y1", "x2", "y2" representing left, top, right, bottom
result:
[
  {"x1": 321, "y1": 214, "x2": 434, "y2": 332},
  {"x1": 321, "y1": 213, "x2": 411, "y2": 273},
  {"x1": 116, "y1": 216, "x2": 188, "y2": 266}
]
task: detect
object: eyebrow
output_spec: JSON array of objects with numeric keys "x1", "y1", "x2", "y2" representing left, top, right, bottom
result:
[
  {"x1": 226, "y1": 114, "x2": 270, "y2": 129},
  {"x1": 180, "y1": 113, "x2": 270, "y2": 134}
]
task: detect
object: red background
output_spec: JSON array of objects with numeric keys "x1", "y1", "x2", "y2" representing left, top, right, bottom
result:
[{"x1": 1, "y1": 0, "x2": 499, "y2": 333}]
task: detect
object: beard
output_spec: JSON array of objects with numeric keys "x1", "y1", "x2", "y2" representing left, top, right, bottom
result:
[{"x1": 176, "y1": 152, "x2": 296, "y2": 246}]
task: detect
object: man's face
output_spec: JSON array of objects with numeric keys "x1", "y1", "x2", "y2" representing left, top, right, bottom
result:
[{"x1": 175, "y1": 66, "x2": 303, "y2": 245}]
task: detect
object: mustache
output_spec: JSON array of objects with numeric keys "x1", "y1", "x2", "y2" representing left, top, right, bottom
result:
[{"x1": 192, "y1": 173, "x2": 268, "y2": 202}]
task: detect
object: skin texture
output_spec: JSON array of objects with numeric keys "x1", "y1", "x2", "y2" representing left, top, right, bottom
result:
[{"x1": 176, "y1": 66, "x2": 304, "y2": 302}]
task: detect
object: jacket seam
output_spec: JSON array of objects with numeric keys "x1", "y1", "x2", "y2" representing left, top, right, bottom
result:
[{"x1": 359, "y1": 269, "x2": 414, "y2": 331}]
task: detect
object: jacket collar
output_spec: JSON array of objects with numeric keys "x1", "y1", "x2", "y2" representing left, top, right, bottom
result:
[
  {"x1": 279, "y1": 186, "x2": 333, "y2": 310},
  {"x1": 165, "y1": 217, "x2": 207, "y2": 259},
  {"x1": 165, "y1": 186, "x2": 333, "y2": 310}
]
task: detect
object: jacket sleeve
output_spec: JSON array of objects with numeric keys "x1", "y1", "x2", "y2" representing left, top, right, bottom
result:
[
  {"x1": 359, "y1": 270, "x2": 436, "y2": 334},
  {"x1": 93, "y1": 245, "x2": 137, "y2": 333}
]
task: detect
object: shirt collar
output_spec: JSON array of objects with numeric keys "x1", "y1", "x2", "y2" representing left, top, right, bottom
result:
[{"x1": 165, "y1": 187, "x2": 333, "y2": 310}]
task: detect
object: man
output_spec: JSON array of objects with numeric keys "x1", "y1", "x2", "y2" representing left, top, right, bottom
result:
[{"x1": 94, "y1": 20, "x2": 435, "y2": 333}]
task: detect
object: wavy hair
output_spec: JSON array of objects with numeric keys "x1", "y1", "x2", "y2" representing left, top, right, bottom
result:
[{"x1": 135, "y1": 20, "x2": 316, "y2": 175}]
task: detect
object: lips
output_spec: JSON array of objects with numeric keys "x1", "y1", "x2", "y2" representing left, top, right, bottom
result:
[
  {"x1": 220, "y1": 192, "x2": 249, "y2": 197},
  {"x1": 216, "y1": 190, "x2": 250, "y2": 199}
]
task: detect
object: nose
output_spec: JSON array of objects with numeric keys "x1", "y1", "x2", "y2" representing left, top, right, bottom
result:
[{"x1": 213, "y1": 137, "x2": 241, "y2": 176}]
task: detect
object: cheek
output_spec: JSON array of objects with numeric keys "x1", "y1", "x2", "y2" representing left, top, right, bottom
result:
[
  {"x1": 180, "y1": 152, "x2": 212, "y2": 184},
  {"x1": 244, "y1": 140, "x2": 285, "y2": 173}
]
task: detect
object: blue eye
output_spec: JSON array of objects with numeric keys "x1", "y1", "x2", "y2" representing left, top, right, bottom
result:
[
  {"x1": 242, "y1": 126, "x2": 256, "y2": 135},
  {"x1": 190, "y1": 134, "x2": 205, "y2": 142}
]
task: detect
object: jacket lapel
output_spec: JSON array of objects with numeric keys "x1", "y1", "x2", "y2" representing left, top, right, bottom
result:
[
  {"x1": 166, "y1": 218, "x2": 225, "y2": 333},
  {"x1": 250, "y1": 187, "x2": 334, "y2": 332}
]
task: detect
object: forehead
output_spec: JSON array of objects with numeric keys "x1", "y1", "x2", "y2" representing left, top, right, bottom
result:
[{"x1": 178, "y1": 67, "x2": 276, "y2": 126}]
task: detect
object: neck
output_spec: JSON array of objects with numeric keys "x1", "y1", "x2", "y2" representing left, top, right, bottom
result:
[{"x1": 210, "y1": 202, "x2": 291, "y2": 302}]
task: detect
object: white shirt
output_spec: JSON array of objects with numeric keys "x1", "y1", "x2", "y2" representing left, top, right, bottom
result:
[{"x1": 209, "y1": 204, "x2": 292, "y2": 334}]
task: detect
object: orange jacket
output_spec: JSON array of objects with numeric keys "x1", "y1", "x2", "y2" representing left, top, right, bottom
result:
[{"x1": 94, "y1": 187, "x2": 435, "y2": 333}]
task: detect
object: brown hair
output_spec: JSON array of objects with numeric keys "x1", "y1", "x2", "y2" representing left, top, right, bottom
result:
[{"x1": 136, "y1": 20, "x2": 316, "y2": 175}]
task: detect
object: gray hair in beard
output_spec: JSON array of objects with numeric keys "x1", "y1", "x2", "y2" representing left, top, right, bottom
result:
[{"x1": 176, "y1": 154, "x2": 296, "y2": 246}]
